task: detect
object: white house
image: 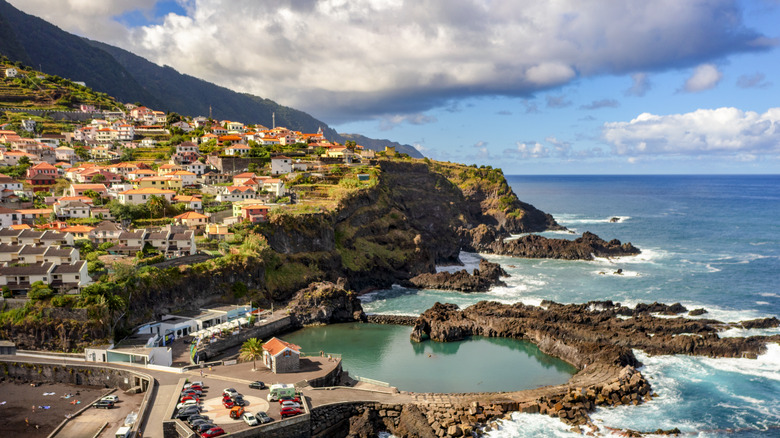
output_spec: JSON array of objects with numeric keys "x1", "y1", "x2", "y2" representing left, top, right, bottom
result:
[
  {"x1": 117, "y1": 188, "x2": 175, "y2": 205},
  {"x1": 271, "y1": 156, "x2": 292, "y2": 175},
  {"x1": 5, "y1": 68, "x2": 17, "y2": 78}
]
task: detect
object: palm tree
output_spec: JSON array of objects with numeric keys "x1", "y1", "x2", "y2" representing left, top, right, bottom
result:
[
  {"x1": 239, "y1": 338, "x2": 264, "y2": 371},
  {"x1": 147, "y1": 195, "x2": 165, "y2": 218}
]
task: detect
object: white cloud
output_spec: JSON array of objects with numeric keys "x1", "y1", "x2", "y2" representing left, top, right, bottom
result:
[
  {"x1": 9, "y1": 0, "x2": 773, "y2": 122},
  {"x1": 378, "y1": 113, "x2": 437, "y2": 130},
  {"x1": 602, "y1": 107, "x2": 780, "y2": 157},
  {"x1": 683, "y1": 64, "x2": 723, "y2": 92},
  {"x1": 511, "y1": 142, "x2": 550, "y2": 159}
]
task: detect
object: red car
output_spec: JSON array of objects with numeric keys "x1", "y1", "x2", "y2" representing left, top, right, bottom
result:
[
  {"x1": 201, "y1": 426, "x2": 225, "y2": 437},
  {"x1": 280, "y1": 406, "x2": 304, "y2": 418},
  {"x1": 188, "y1": 385, "x2": 203, "y2": 392},
  {"x1": 222, "y1": 398, "x2": 235, "y2": 409},
  {"x1": 278, "y1": 394, "x2": 302, "y2": 404},
  {"x1": 180, "y1": 395, "x2": 200, "y2": 403}
]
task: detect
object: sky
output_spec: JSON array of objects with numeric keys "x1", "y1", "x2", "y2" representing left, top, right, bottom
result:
[{"x1": 9, "y1": 0, "x2": 780, "y2": 174}]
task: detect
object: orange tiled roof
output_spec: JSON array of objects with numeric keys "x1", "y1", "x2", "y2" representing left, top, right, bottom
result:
[{"x1": 262, "y1": 337, "x2": 300, "y2": 356}]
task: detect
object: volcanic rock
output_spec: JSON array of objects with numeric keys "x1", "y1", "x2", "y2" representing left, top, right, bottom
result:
[
  {"x1": 472, "y1": 231, "x2": 641, "y2": 260},
  {"x1": 407, "y1": 259, "x2": 508, "y2": 292},
  {"x1": 287, "y1": 280, "x2": 366, "y2": 325}
]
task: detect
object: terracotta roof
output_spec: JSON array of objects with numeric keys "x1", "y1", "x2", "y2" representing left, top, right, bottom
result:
[
  {"x1": 120, "y1": 188, "x2": 176, "y2": 195},
  {"x1": 262, "y1": 337, "x2": 300, "y2": 356},
  {"x1": 174, "y1": 211, "x2": 208, "y2": 220}
]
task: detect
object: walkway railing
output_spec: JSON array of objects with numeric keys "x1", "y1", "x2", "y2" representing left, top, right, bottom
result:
[{"x1": 301, "y1": 352, "x2": 342, "y2": 360}]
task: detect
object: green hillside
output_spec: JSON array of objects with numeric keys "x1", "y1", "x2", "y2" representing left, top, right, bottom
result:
[{"x1": 0, "y1": 0, "x2": 422, "y2": 157}]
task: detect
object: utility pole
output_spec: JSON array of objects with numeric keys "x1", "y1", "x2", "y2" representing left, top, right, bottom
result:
[{"x1": 272, "y1": 112, "x2": 275, "y2": 129}]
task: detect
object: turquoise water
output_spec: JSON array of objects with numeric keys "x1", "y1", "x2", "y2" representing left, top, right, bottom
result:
[
  {"x1": 361, "y1": 175, "x2": 780, "y2": 437},
  {"x1": 282, "y1": 322, "x2": 578, "y2": 393}
]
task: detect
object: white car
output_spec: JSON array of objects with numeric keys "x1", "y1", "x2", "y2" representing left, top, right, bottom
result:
[
  {"x1": 176, "y1": 399, "x2": 199, "y2": 410},
  {"x1": 186, "y1": 381, "x2": 204, "y2": 388},
  {"x1": 242, "y1": 412, "x2": 259, "y2": 426},
  {"x1": 101, "y1": 395, "x2": 119, "y2": 403},
  {"x1": 280, "y1": 401, "x2": 301, "y2": 409},
  {"x1": 223, "y1": 388, "x2": 239, "y2": 398}
]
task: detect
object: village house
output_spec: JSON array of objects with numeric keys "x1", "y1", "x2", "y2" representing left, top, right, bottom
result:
[
  {"x1": 134, "y1": 176, "x2": 182, "y2": 191},
  {"x1": 88, "y1": 221, "x2": 124, "y2": 245},
  {"x1": 165, "y1": 170, "x2": 197, "y2": 187},
  {"x1": 53, "y1": 200, "x2": 91, "y2": 220},
  {"x1": 262, "y1": 337, "x2": 301, "y2": 373},
  {"x1": 67, "y1": 183, "x2": 109, "y2": 198},
  {"x1": 238, "y1": 203, "x2": 270, "y2": 224},
  {"x1": 232, "y1": 172, "x2": 257, "y2": 186},
  {"x1": 117, "y1": 188, "x2": 176, "y2": 205},
  {"x1": 173, "y1": 211, "x2": 209, "y2": 230},
  {"x1": 5, "y1": 67, "x2": 18, "y2": 78},
  {"x1": 271, "y1": 156, "x2": 292, "y2": 175},
  {"x1": 25, "y1": 173, "x2": 56, "y2": 193},
  {"x1": 216, "y1": 185, "x2": 257, "y2": 202},
  {"x1": 54, "y1": 146, "x2": 76, "y2": 163},
  {"x1": 173, "y1": 195, "x2": 203, "y2": 211},
  {"x1": 224, "y1": 144, "x2": 250, "y2": 156},
  {"x1": 0, "y1": 206, "x2": 20, "y2": 228}
]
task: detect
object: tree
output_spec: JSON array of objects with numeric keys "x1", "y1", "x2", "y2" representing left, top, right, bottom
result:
[
  {"x1": 239, "y1": 338, "x2": 264, "y2": 371},
  {"x1": 27, "y1": 281, "x2": 54, "y2": 301},
  {"x1": 146, "y1": 195, "x2": 168, "y2": 218},
  {"x1": 91, "y1": 174, "x2": 106, "y2": 183}
]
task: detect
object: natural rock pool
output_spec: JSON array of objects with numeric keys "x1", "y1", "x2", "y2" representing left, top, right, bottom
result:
[{"x1": 282, "y1": 322, "x2": 578, "y2": 393}]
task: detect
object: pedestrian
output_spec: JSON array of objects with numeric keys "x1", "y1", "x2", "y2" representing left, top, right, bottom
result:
[
  {"x1": 200, "y1": 369, "x2": 203, "y2": 377},
  {"x1": 32, "y1": 405, "x2": 35, "y2": 413},
  {"x1": 25, "y1": 417, "x2": 29, "y2": 427}
]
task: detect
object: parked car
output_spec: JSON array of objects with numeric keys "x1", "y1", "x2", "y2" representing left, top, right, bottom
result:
[
  {"x1": 186, "y1": 381, "x2": 204, "y2": 388},
  {"x1": 93, "y1": 399, "x2": 114, "y2": 409},
  {"x1": 187, "y1": 414, "x2": 210, "y2": 425},
  {"x1": 280, "y1": 406, "x2": 304, "y2": 418},
  {"x1": 255, "y1": 411, "x2": 272, "y2": 424},
  {"x1": 229, "y1": 406, "x2": 245, "y2": 419},
  {"x1": 189, "y1": 419, "x2": 210, "y2": 430},
  {"x1": 242, "y1": 412, "x2": 259, "y2": 426},
  {"x1": 180, "y1": 395, "x2": 200, "y2": 403},
  {"x1": 182, "y1": 388, "x2": 202, "y2": 396},
  {"x1": 101, "y1": 395, "x2": 119, "y2": 403},
  {"x1": 232, "y1": 395, "x2": 246, "y2": 406},
  {"x1": 248, "y1": 381, "x2": 266, "y2": 389},
  {"x1": 278, "y1": 394, "x2": 302, "y2": 404},
  {"x1": 175, "y1": 406, "x2": 201, "y2": 420},
  {"x1": 186, "y1": 385, "x2": 203, "y2": 392},
  {"x1": 281, "y1": 400, "x2": 301, "y2": 409},
  {"x1": 194, "y1": 422, "x2": 216, "y2": 434},
  {"x1": 222, "y1": 398, "x2": 235, "y2": 409},
  {"x1": 177, "y1": 400, "x2": 199, "y2": 410},
  {"x1": 223, "y1": 388, "x2": 238, "y2": 398},
  {"x1": 201, "y1": 426, "x2": 225, "y2": 438}
]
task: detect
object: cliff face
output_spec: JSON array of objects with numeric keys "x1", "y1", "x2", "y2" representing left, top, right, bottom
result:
[{"x1": 2, "y1": 160, "x2": 563, "y2": 348}]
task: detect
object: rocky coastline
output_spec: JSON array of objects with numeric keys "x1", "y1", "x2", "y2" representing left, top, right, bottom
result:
[
  {"x1": 463, "y1": 228, "x2": 641, "y2": 260},
  {"x1": 405, "y1": 259, "x2": 508, "y2": 292},
  {"x1": 289, "y1": 284, "x2": 779, "y2": 436}
]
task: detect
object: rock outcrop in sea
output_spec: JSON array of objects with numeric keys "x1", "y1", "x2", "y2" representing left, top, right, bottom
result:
[
  {"x1": 406, "y1": 260, "x2": 508, "y2": 292},
  {"x1": 463, "y1": 230, "x2": 641, "y2": 260}
]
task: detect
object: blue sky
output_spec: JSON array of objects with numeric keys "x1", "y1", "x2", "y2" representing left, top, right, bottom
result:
[{"x1": 10, "y1": 0, "x2": 780, "y2": 174}]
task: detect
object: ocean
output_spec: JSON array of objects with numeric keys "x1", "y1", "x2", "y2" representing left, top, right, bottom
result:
[{"x1": 361, "y1": 175, "x2": 780, "y2": 437}]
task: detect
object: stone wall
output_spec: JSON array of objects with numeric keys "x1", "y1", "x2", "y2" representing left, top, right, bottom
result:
[
  {"x1": 0, "y1": 360, "x2": 151, "y2": 391},
  {"x1": 197, "y1": 316, "x2": 295, "y2": 361},
  {"x1": 299, "y1": 361, "x2": 342, "y2": 388},
  {"x1": 228, "y1": 413, "x2": 311, "y2": 438},
  {"x1": 366, "y1": 314, "x2": 417, "y2": 326}
]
